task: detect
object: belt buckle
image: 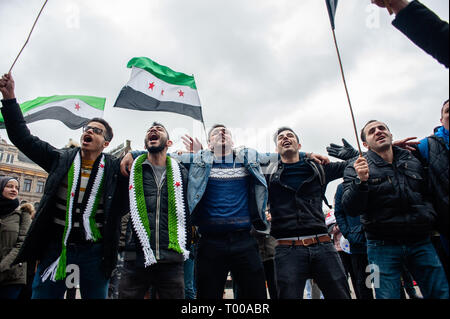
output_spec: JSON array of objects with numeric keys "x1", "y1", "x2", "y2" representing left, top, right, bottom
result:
[{"x1": 301, "y1": 238, "x2": 313, "y2": 247}]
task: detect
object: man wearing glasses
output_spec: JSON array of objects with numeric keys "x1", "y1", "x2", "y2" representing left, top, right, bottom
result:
[{"x1": 0, "y1": 73, "x2": 126, "y2": 299}]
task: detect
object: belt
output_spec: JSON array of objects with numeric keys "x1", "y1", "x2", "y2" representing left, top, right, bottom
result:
[{"x1": 277, "y1": 235, "x2": 331, "y2": 247}]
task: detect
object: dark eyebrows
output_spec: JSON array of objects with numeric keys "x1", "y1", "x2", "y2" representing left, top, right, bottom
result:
[
  {"x1": 368, "y1": 125, "x2": 386, "y2": 135},
  {"x1": 278, "y1": 131, "x2": 294, "y2": 139}
]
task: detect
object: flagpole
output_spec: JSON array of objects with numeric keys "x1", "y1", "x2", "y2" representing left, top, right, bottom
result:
[
  {"x1": 330, "y1": 28, "x2": 363, "y2": 156},
  {"x1": 8, "y1": 0, "x2": 49, "y2": 73},
  {"x1": 193, "y1": 74, "x2": 208, "y2": 144}
]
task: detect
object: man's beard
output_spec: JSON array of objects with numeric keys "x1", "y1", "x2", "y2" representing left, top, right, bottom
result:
[{"x1": 147, "y1": 144, "x2": 165, "y2": 153}]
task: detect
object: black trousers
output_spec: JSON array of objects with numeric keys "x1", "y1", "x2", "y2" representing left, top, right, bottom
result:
[
  {"x1": 118, "y1": 260, "x2": 185, "y2": 299},
  {"x1": 349, "y1": 253, "x2": 374, "y2": 300},
  {"x1": 196, "y1": 230, "x2": 267, "y2": 299}
]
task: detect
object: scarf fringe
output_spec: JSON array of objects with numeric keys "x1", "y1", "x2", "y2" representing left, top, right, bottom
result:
[
  {"x1": 169, "y1": 157, "x2": 189, "y2": 260},
  {"x1": 41, "y1": 256, "x2": 61, "y2": 282}
]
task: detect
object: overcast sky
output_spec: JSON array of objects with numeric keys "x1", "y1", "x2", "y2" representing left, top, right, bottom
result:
[{"x1": 0, "y1": 0, "x2": 448, "y2": 202}]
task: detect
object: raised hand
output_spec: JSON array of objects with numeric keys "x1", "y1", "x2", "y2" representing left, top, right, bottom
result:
[
  {"x1": 0, "y1": 73, "x2": 16, "y2": 100},
  {"x1": 326, "y1": 138, "x2": 359, "y2": 160},
  {"x1": 370, "y1": 0, "x2": 410, "y2": 15},
  {"x1": 393, "y1": 137, "x2": 419, "y2": 152},
  {"x1": 354, "y1": 156, "x2": 369, "y2": 182},
  {"x1": 181, "y1": 134, "x2": 203, "y2": 153}
]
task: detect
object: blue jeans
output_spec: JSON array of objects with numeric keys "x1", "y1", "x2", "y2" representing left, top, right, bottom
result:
[
  {"x1": 184, "y1": 243, "x2": 197, "y2": 299},
  {"x1": 0, "y1": 284, "x2": 24, "y2": 299},
  {"x1": 32, "y1": 242, "x2": 110, "y2": 299},
  {"x1": 274, "y1": 241, "x2": 350, "y2": 299},
  {"x1": 367, "y1": 238, "x2": 449, "y2": 299}
]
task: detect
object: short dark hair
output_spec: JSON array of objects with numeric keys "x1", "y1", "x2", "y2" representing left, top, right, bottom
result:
[
  {"x1": 149, "y1": 122, "x2": 169, "y2": 140},
  {"x1": 208, "y1": 124, "x2": 227, "y2": 141},
  {"x1": 442, "y1": 99, "x2": 449, "y2": 117},
  {"x1": 360, "y1": 120, "x2": 390, "y2": 143},
  {"x1": 88, "y1": 117, "x2": 113, "y2": 142},
  {"x1": 273, "y1": 127, "x2": 299, "y2": 144}
]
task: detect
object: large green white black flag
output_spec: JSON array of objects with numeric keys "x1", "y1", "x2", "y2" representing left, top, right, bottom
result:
[
  {"x1": 0, "y1": 95, "x2": 105, "y2": 129},
  {"x1": 114, "y1": 57, "x2": 204, "y2": 122}
]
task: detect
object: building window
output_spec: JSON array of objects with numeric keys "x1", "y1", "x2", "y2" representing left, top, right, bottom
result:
[
  {"x1": 36, "y1": 181, "x2": 45, "y2": 193},
  {"x1": 23, "y1": 179, "x2": 32, "y2": 192},
  {"x1": 6, "y1": 153, "x2": 14, "y2": 164}
]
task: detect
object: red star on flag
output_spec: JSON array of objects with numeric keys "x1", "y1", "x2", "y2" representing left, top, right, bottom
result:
[
  {"x1": 175, "y1": 182, "x2": 181, "y2": 187},
  {"x1": 178, "y1": 90, "x2": 184, "y2": 97},
  {"x1": 100, "y1": 164, "x2": 104, "y2": 168},
  {"x1": 161, "y1": 89, "x2": 164, "y2": 96},
  {"x1": 71, "y1": 192, "x2": 75, "y2": 197},
  {"x1": 129, "y1": 185, "x2": 133, "y2": 190},
  {"x1": 75, "y1": 103, "x2": 81, "y2": 111},
  {"x1": 149, "y1": 82, "x2": 155, "y2": 90}
]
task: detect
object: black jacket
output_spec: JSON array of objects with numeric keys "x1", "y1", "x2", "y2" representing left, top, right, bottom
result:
[
  {"x1": 342, "y1": 147, "x2": 437, "y2": 241},
  {"x1": 393, "y1": 0, "x2": 449, "y2": 68},
  {"x1": 266, "y1": 158, "x2": 346, "y2": 239},
  {"x1": 423, "y1": 135, "x2": 449, "y2": 236},
  {"x1": 124, "y1": 158, "x2": 191, "y2": 264},
  {"x1": 1, "y1": 98, "x2": 126, "y2": 278}
]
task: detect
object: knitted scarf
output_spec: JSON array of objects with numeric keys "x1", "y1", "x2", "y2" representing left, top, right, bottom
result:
[
  {"x1": 41, "y1": 151, "x2": 105, "y2": 282},
  {"x1": 129, "y1": 154, "x2": 189, "y2": 267}
]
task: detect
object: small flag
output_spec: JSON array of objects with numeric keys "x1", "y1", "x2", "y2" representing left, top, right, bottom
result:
[
  {"x1": 0, "y1": 95, "x2": 105, "y2": 130},
  {"x1": 325, "y1": 0, "x2": 338, "y2": 30},
  {"x1": 113, "y1": 57, "x2": 204, "y2": 122}
]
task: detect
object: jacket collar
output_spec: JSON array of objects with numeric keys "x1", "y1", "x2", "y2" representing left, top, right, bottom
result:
[{"x1": 367, "y1": 146, "x2": 411, "y2": 166}]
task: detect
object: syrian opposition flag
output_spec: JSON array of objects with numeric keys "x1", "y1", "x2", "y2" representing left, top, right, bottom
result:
[
  {"x1": 113, "y1": 57, "x2": 204, "y2": 122},
  {"x1": 0, "y1": 95, "x2": 105, "y2": 130}
]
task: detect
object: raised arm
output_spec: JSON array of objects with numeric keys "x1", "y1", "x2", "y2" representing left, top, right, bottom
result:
[{"x1": 0, "y1": 73, "x2": 59, "y2": 172}]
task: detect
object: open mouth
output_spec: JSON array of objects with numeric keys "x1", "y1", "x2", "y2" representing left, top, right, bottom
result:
[
  {"x1": 376, "y1": 136, "x2": 386, "y2": 142},
  {"x1": 282, "y1": 141, "x2": 292, "y2": 147},
  {"x1": 83, "y1": 135, "x2": 93, "y2": 143}
]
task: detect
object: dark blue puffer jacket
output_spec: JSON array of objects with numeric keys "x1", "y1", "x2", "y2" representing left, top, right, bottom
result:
[{"x1": 334, "y1": 183, "x2": 366, "y2": 254}]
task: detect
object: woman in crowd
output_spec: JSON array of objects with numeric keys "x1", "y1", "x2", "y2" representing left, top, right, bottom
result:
[{"x1": 0, "y1": 176, "x2": 31, "y2": 299}]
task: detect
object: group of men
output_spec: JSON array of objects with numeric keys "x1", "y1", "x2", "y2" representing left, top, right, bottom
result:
[{"x1": 0, "y1": 0, "x2": 448, "y2": 299}]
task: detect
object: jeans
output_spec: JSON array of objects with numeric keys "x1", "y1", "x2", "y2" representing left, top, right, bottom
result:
[
  {"x1": 184, "y1": 243, "x2": 197, "y2": 299},
  {"x1": 0, "y1": 284, "x2": 24, "y2": 299},
  {"x1": 263, "y1": 259, "x2": 278, "y2": 300},
  {"x1": 275, "y1": 241, "x2": 350, "y2": 299},
  {"x1": 118, "y1": 260, "x2": 185, "y2": 299},
  {"x1": 32, "y1": 242, "x2": 109, "y2": 299},
  {"x1": 350, "y1": 253, "x2": 374, "y2": 299},
  {"x1": 196, "y1": 230, "x2": 267, "y2": 299},
  {"x1": 367, "y1": 238, "x2": 449, "y2": 299}
]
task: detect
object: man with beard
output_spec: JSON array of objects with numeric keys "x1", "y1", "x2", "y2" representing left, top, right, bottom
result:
[
  {"x1": 342, "y1": 120, "x2": 449, "y2": 299},
  {"x1": 0, "y1": 73, "x2": 125, "y2": 299},
  {"x1": 118, "y1": 122, "x2": 191, "y2": 299},
  {"x1": 121, "y1": 124, "x2": 270, "y2": 299}
]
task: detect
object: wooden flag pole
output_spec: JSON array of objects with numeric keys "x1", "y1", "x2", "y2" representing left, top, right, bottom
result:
[
  {"x1": 9, "y1": 0, "x2": 49, "y2": 73},
  {"x1": 330, "y1": 28, "x2": 363, "y2": 156}
]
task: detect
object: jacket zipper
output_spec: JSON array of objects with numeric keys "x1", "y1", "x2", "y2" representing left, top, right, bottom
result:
[{"x1": 149, "y1": 165, "x2": 165, "y2": 261}]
